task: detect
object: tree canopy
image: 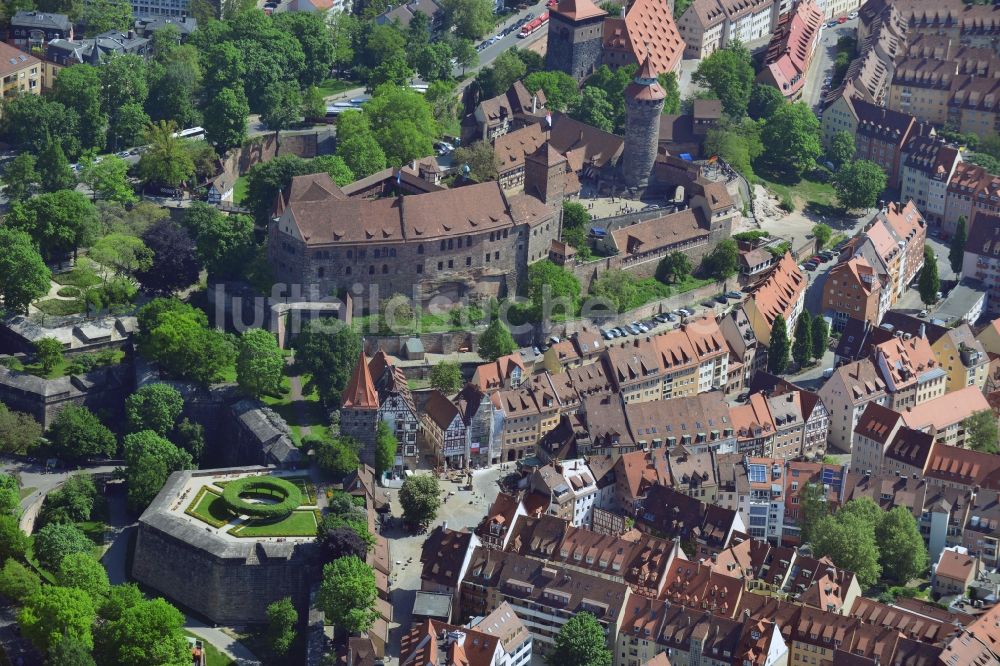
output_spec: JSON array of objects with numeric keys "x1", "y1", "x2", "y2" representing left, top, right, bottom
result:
[
  {"x1": 835, "y1": 160, "x2": 887, "y2": 211},
  {"x1": 767, "y1": 314, "x2": 790, "y2": 375},
  {"x1": 478, "y1": 319, "x2": 517, "y2": 362},
  {"x1": 0, "y1": 227, "x2": 51, "y2": 315},
  {"x1": 317, "y1": 556, "x2": 378, "y2": 634},
  {"x1": 294, "y1": 320, "x2": 363, "y2": 406},
  {"x1": 48, "y1": 405, "x2": 117, "y2": 462},
  {"x1": 126, "y1": 383, "x2": 184, "y2": 435},
  {"x1": 547, "y1": 612, "x2": 612, "y2": 666},
  {"x1": 136, "y1": 298, "x2": 236, "y2": 384},
  {"x1": 236, "y1": 329, "x2": 285, "y2": 398},
  {"x1": 759, "y1": 102, "x2": 821, "y2": 181},
  {"x1": 19, "y1": 586, "x2": 97, "y2": 655},
  {"x1": 918, "y1": 245, "x2": 940, "y2": 306},
  {"x1": 963, "y1": 410, "x2": 999, "y2": 454},
  {"x1": 399, "y1": 474, "x2": 441, "y2": 527},
  {"x1": 692, "y1": 42, "x2": 755, "y2": 117},
  {"x1": 950, "y1": 216, "x2": 967, "y2": 274}
]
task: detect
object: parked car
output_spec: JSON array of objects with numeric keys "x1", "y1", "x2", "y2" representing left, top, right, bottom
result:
[
  {"x1": 837, "y1": 16, "x2": 848, "y2": 23},
  {"x1": 736, "y1": 392, "x2": 749, "y2": 402},
  {"x1": 726, "y1": 290, "x2": 743, "y2": 299},
  {"x1": 665, "y1": 313, "x2": 676, "y2": 322},
  {"x1": 701, "y1": 300, "x2": 715, "y2": 308},
  {"x1": 848, "y1": 10, "x2": 858, "y2": 18},
  {"x1": 602, "y1": 329, "x2": 614, "y2": 340},
  {"x1": 714, "y1": 294, "x2": 728, "y2": 304}
]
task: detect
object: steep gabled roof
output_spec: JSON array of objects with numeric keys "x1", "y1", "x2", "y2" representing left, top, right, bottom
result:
[{"x1": 342, "y1": 350, "x2": 378, "y2": 409}]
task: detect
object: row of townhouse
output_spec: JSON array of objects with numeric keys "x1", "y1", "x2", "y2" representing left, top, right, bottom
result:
[
  {"x1": 676, "y1": 0, "x2": 783, "y2": 60},
  {"x1": 823, "y1": 202, "x2": 926, "y2": 330},
  {"x1": 463, "y1": 490, "x2": 985, "y2": 666}
]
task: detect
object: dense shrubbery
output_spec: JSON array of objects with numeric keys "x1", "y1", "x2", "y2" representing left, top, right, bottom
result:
[{"x1": 221, "y1": 476, "x2": 302, "y2": 518}]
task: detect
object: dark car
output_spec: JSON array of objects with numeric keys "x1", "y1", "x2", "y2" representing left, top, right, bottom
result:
[{"x1": 715, "y1": 294, "x2": 728, "y2": 304}]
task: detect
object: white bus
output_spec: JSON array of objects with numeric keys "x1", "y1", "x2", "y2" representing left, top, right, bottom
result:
[{"x1": 172, "y1": 126, "x2": 206, "y2": 140}]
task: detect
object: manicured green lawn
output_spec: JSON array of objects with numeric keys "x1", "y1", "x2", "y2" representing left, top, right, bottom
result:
[
  {"x1": 233, "y1": 175, "x2": 249, "y2": 205},
  {"x1": 184, "y1": 632, "x2": 234, "y2": 666},
  {"x1": 52, "y1": 265, "x2": 102, "y2": 289},
  {"x1": 283, "y1": 476, "x2": 318, "y2": 505},
  {"x1": 230, "y1": 510, "x2": 318, "y2": 537},
  {"x1": 187, "y1": 489, "x2": 233, "y2": 528},
  {"x1": 35, "y1": 298, "x2": 87, "y2": 316},
  {"x1": 316, "y1": 78, "x2": 358, "y2": 97}
]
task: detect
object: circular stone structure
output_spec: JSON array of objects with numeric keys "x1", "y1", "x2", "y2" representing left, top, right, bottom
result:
[{"x1": 221, "y1": 476, "x2": 302, "y2": 519}]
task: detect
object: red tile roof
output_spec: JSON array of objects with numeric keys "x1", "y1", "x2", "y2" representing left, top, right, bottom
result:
[{"x1": 342, "y1": 351, "x2": 378, "y2": 409}]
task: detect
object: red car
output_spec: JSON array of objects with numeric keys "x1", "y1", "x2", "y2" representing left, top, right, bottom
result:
[
  {"x1": 811, "y1": 255, "x2": 823, "y2": 263},
  {"x1": 837, "y1": 16, "x2": 848, "y2": 23}
]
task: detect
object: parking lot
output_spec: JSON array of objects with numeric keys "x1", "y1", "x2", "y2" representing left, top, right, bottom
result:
[{"x1": 596, "y1": 290, "x2": 747, "y2": 342}]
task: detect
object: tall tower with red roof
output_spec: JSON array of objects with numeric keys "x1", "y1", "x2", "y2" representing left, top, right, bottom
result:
[
  {"x1": 623, "y1": 55, "x2": 666, "y2": 193},
  {"x1": 340, "y1": 349, "x2": 380, "y2": 467},
  {"x1": 545, "y1": 0, "x2": 608, "y2": 81}
]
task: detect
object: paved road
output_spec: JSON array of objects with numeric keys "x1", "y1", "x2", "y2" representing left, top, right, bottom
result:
[
  {"x1": 3, "y1": 459, "x2": 120, "y2": 533},
  {"x1": 803, "y1": 18, "x2": 858, "y2": 114}
]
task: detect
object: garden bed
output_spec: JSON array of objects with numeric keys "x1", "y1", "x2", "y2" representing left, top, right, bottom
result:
[
  {"x1": 52, "y1": 265, "x2": 102, "y2": 289},
  {"x1": 35, "y1": 298, "x2": 86, "y2": 316}
]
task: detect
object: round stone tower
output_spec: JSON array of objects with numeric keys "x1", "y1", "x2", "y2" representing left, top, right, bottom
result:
[{"x1": 623, "y1": 56, "x2": 666, "y2": 193}]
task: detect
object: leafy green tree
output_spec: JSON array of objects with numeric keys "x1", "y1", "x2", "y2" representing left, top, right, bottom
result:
[
  {"x1": 569, "y1": 87, "x2": 615, "y2": 133},
  {"x1": 375, "y1": 421, "x2": 398, "y2": 477},
  {"x1": 963, "y1": 410, "x2": 999, "y2": 454},
  {"x1": 655, "y1": 251, "x2": 692, "y2": 284},
  {"x1": 0, "y1": 474, "x2": 18, "y2": 517},
  {"x1": 528, "y1": 260, "x2": 581, "y2": 319},
  {"x1": 123, "y1": 430, "x2": 193, "y2": 511},
  {"x1": 319, "y1": 492, "x2": 373, "y2": 550},
  {"x1": 0, "y1": 559, "x2": 42, "y2": 603},
  {"x1": 126, "y1": 383, "x2": 183, "y2": 435},
  {"x1": 57, "y1": 552, "x2": 111, "y2": 598},
  {"x1": 0, "y1": 515, "x2": 28, "y2": 562},
  {"x1": 79, "y1": 155, "x2": 136, "y2": 204},
  {"x1": 547, "y1": 612, "x2": 611, "y2": 666},
  {"x1": 759, "y1": 102, "x2": 821, "y2": 181},
  {"x1": 89, "y1": 234, "x2": 153, "y2": 279},
  {"x1": 311, "y1": 155, "x2": 355, "y2": 187},
  {"x1": 918, "y1": 245, "x2": 940, "y2": 306},
  {"x1": 37, "y1": 139, "x2": 77, "y2": 193},
  {"x1": 369, "y1": 50, "x2": 413, "y2": 89},
  {"x1": 475, "y1": 50, "x2": 526, "y2": 98},
  {"x1": 45, "y1": 636, "x2": 96, "y2": 666},
  {"x1": 400, "y1": 474, "x2": 441, "y2": 527},
  {"x1": 702, "y1": 238, "x2": 739, "y2": 280},
  {"x1": 301, "y1": 85, "x2": 326, "y2": 120},
  {"x1": 33, "y1": 522, "x2": 94, "y2": 572},
  {"x1": 172, "y1": 417, "x2": 205, "y2": 463},
  {"x1": 811, "y1": 314, "x2": 829, "y2": 360},
  {"x1": 0, "y1": 403, "x2": 43, "y2": 454},
  {"x1": 703, "y1": 118, "x2": 763, "y2": 179},
  {"x1": 273, "y1": 11, "x2": 336, "y2": 87},
  {"x1": 37, "y1": 474, "x2": 97, "y2": 527},
  {"x1": 828, "y1": 130, "x2": 856, "y2": 167},
  {"x1": 136, "y1": 220, "x2": 202, "y2": 295},
  {"x1": 430, "y1": 362, "x2": 463, "y2": 394},
  {"x1": 452, "y1": 38, "x2": 478, "y2": 74},
  {"x1": 243, "y1": 154, "x2": 310, "y2": 223},
  {"x1": 414, "y1": 41, "x2": 454, "y2": 82},
  {"x1": 137, "y1": 120, "x2": 195, "y2": 187},
  {"x1": 2, "y1": 152, "x2": 39, "y2": 202},
  {"x1": 95, "y1": 597, "x2": 189, "y2": 666},
  {"x1": 51, "y1": 64, "x2": 107, "y2": 152},
  {"x1": 524, "y1": 71, "x2": 580, "y2": 111},
  {"x1": 768, "y1": 314, "x2": 790, "y2": 374},
  {"x1": 182, "y1": 204, "x2": 256, "y2": 278},
  {"x1": 812, "y1": 223, "x2": 832, "y2": 251},
  {"x1": 876, "y1": 505, "x2": 928, "y2": 583},
  {"x1": 452, "y1": 141, "x2": 498, "y2": 183},
  {"x1": 692, "y1": 42, "x2": 755, "y2": 117},
  {"x1": 146, "y1": 42, "x2": 202, "y2": 129},
  {"x1": 659, "y1": 71, "x2": 681, "y2": 115},
  {"x1": 316, "y1": 436, "x2": 361, "y2": 477},
  {"x1": 135, "y1": 298, "x2": 236, "y2": 384},
  {"x1": 950, "y1": 216, "x2": 968, "y2": 274},
  {"x1": 812, "y1": 512, "x2": 881, "y2": 588},
  {"x1": 834, "y1": 160, "x2": 886, "y2": 211},
  {"x1": 294, "y1": 320, "x2": 362, "y2": 406},
  {"x1": 204, "y1": 85, "x2": 250, "y2": 152},
  {"x1": 747, "y1": 83, "x2": 784, "y2": 120},
  {"x1": 0, "y1": 228, "x2": 51, "y2": 314},
  {"x1": 48, "y1": 405, "x2": 117, "y2": 462},
  {"x1": 792, "y1": 311, "x2": 812, "y2": 367},
  {"x1": 237, "y1": 329, "x2": 285, "y2": 398},
  {"x1": 591, "y1": 270, "x2": 639, "y2": 313},
  {"x1": 317, "y1": 556, "x2": 377, "y2": 633},
  {"x1": 34, "y1": 338, "x2": 64, "y2": 375},
  {"x1": 260, "y1": 80, "x2": 301, "y2": 142},
  {"x1": 365, "y1": 85, "x2": 439, "y2": 166},
  {"x1": 335, "y1": 110, "x2": 388, "y2": 179},
  {"x1": 266, "y1": 597, "x2": 298, "y2": 659},
  {"x1": 19, "y1": 586, "x2": 97, "y2": 654},
  {"x1": 478, "y1": 319, "x2": 517, "y2": 362},
  {"x1": 0, "y1": 93, "x2": 81, "y2": 158},
  {"x1": 82, "y1": 0, "x2": 132, "y2": 35},
  {"x1": 109, "y1": 102, "x2": 151, "y2": 151},
  {"x1": 7, "y1": 190, "x2": 98, "y2": 262},
  {"x1": 100, "y1": 55, "x2": 148, "y2": 135},
  {"x1": 441, "y1": 0, "x2": 494, "y2": 38}
]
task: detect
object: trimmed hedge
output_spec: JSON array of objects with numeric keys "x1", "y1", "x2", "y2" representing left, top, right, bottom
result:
[{"x1": 221, "y1": 476, "x2": 302, "y2": 519}]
